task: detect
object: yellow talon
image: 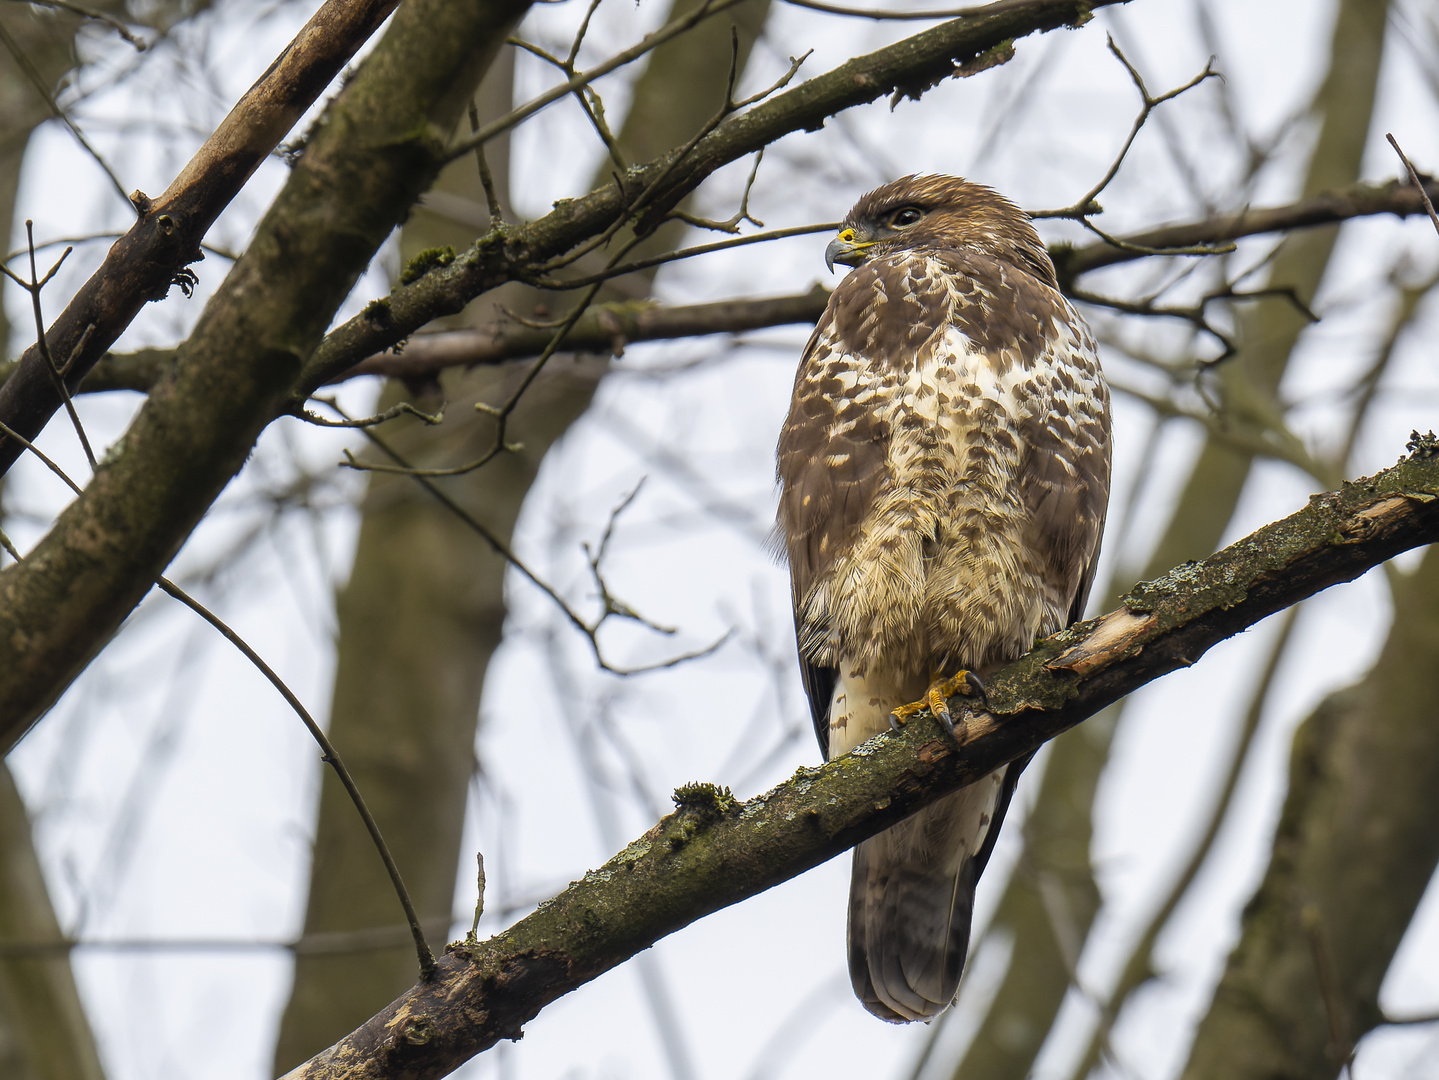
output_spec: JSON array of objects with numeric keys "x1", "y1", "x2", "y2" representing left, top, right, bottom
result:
[{"x1": 888, "y1": 670, "x2": 987, "y2": 735}]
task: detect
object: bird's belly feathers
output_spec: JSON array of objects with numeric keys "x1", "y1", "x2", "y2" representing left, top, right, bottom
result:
[{"x1": 807, "y1": 342, "x2": 1068, "y2": 687}]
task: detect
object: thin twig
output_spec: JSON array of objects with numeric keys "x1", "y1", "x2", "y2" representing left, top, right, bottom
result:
[
  {"x1": 467, "y1": 100, "x2": 505, "y2": 225},
  {"x1": 334, "y1": 405, "x2": 730, "y2": 676},
  {"x1": 778, "y1": 0, "x2": 990, "y2": 18},
  {"x1": 466, "y1": 852, "x2": 487, "y2": 944},
  {"x1": 539, "y1": 43, "x2": 810, "y2": 275},
  {"x1": 671, "y1": 149, "x2": 767, "y2": 234},
  {"x1": 21, "y1": 0, "x2": 148, "y2": 49},
  {"x1": 1031, "y1": 39, "x2": 1219, "y2": 220},
  {"x1": 157, "y1": 581, "x2": 437, "y2": 979},
  {"x1": 0, "y1": 20, "x2": 130, "y2": 205},
  {"x1": 297, "y1": 398, "x2": 443, "y2": 428},
  {"x1": 530, "y1": 221, "x2": 837, "y2": 289},
  {"x1": 13, "y1": 223, "x2": 97, "y2": 469},
  {"x1": 0, "y1": 414, "x2": 436, "y2": 980},
  {"x1": 1385, "y1": 132, "x2": 1439, "y2": 236},
  {"x1": 447, "y1": 0, "x2": 747, "y2": 163}
]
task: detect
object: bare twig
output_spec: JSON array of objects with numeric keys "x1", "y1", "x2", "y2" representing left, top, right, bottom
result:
[
  {"x1": 20, "y1": 0, "x2": 148, "y2": 49},
  {"x1": 466, "y1": 852, "x2": 487, "y2": 944},
  {"x1": 1031, "y1": 38, "x2": 1220, "y2": 222},
  {"x1": 779, "y1": 0, "x2": 991, "y2": 18},
  {"x1": 297, "y1": 398, "x2": 443, "y2": 429},
  {"x1": 1073, "y1": 278, "x2": 1317, "y2": 364},
  {"x1": 539, "y1": 42, "x2": 810, "y2": 274},
  {"x1": 467, "y1": 100, "x2": 505, "y2": 225},
  {"x1": 0, "y1": 223, "x2": 98, "y2": 469},
  {"x1": 671, "y1": 149, "x2": 767, "y2": 234},
  {"x1": 0, "y1": 414, "x2": 436, "y2": 980},
  {"x1": 448, "y1": 0, "x2": 747, "y2": 162},
  {"x1": 158, "y1": 581, "x2": 437, "y2": 980},
  {"x1": 0, "y1": 18, "x2": 129, "y2": 203},
  {"x1": 1384, "y1": 132, "x2": 1439, "y2": 236},
  {"x1": 332, "y1": 404, "x2": 727, "y2": 677},
  {"x1": 530, "y1": 221, "x2": 837, "y2": 289}
]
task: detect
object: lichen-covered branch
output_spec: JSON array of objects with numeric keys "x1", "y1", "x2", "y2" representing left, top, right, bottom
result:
[
  {"x1": 0, "y1": 0, "x2": 402, "y2": 475},
  {"x1": 280, "y1": 448, "x2": 1439, "y2": 1080}
]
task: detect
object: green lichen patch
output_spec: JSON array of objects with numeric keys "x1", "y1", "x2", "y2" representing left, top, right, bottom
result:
[
  {"x1": 671, "y1": 781, "x2": 738, "y2": 815},
  {"x1": 1407, "y1": 429, "x2": 1439, "y2": 460},
  {"x1": 400, "y1": 245, "x2": 456, "y2": 286}
]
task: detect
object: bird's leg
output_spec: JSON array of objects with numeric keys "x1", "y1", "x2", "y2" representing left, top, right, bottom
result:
[{"x1": 889, "y1": 671, "x2": 987, "y2": 736}]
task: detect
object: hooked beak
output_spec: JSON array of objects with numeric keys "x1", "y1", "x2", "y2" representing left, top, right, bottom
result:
[{"x1": 825, "y1": 227, "x2": 876, "y2": 272}]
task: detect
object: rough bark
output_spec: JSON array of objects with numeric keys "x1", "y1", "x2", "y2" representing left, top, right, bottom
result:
[
  {"x1": 277, "y1": 448, "x2": 1439, "y2": 1080},
  {"x1": 0, "y1": 0, "x2": 534, "y2": 738},
  {"x1": 947, "y1": 2, "x2": 1391, "y2": 1071},
  {"x1": 1180, "y1": 542, "x2": 1439, "y2": 1079},
  {"x1": 273, "y1": 0, "x2": 773, "y2": 1066}
]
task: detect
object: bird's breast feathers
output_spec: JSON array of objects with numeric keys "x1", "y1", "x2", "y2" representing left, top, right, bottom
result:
[{"x1": 779, "y1": 249, "x2": 1110, "y2": 680}]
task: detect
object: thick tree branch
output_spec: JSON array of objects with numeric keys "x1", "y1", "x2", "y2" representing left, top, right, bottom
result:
[
  {"x1": 281, "y1": 447, "x2": 1439, "y2": 1080},
  {"x1": 0, "y1": 0, "x2": 402, "y2": 475}
]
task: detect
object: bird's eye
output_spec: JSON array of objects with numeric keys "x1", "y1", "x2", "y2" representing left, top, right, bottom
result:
[{"x1": 891, "y1": 207, "x2": 924, "y2": 228}]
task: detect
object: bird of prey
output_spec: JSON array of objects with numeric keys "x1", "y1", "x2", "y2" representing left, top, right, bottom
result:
[{"x1": 776, "y1": 175, "x2": 1111, "y2": 1022}]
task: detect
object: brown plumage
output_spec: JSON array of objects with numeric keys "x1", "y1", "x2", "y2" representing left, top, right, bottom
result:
[{"x1": 776, "y1": 175, "x2": 1111, "y2": 1022}]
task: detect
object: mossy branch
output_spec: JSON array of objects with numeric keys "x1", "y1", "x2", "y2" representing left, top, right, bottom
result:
[{"x1": 280, "y1": 446, "x2": 1439, "y2": 1080}]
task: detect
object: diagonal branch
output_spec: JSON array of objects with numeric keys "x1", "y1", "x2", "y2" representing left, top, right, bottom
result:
[
  {"x1": 0, "y1": 0, "x2": 403, "y2": 476},
  {"x1": 279, "y1": 445, "x2": 1439, "y2": 1080}
]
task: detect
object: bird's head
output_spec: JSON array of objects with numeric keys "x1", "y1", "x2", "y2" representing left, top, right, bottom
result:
[{"x1": 824, "y1": 174, "x2": 1055, "y2": 286}]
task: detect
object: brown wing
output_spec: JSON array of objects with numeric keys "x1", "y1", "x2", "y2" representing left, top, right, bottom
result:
[
  {"x1": 778, "y1": 260, "x2": 936, "y2": 754},
  {"x1": 1015, "y1": 303, "x2": 1112, "y2": 629},
  {"x1": 777, "y1": 315, "x2": 889, "y2": 756}
]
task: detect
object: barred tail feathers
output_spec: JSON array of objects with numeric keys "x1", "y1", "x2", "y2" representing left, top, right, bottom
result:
[{"x1": 847, "y1": 776, "x2": 1003, "y2": 1022}]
